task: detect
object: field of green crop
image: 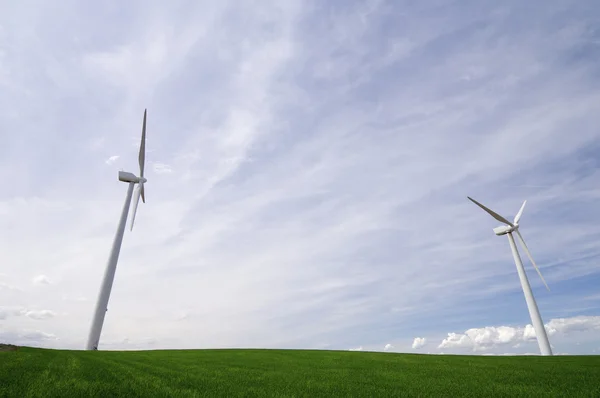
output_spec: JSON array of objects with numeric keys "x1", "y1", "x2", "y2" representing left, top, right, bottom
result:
[{"x1": 1, "y1": 346, "x2": 599, "y2": 397}]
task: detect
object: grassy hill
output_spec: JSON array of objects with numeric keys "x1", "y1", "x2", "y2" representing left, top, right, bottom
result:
[{"x1": 1, "y1": 346, "x2": 599, "y2": 397}]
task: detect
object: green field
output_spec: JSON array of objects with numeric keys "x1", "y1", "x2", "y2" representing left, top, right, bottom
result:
[{"x1": 1, "y1": 346, "x2": 599, "y2": 397}]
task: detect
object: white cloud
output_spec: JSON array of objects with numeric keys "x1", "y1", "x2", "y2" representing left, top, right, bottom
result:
[
  {"x1": 32, "y1": 275, "x2": 51, "y2": 285},
  {"x1": 546, "y1": 316, "x2": 600, "y2": 335},
  {"x1": 412, "y1": 337, "x2": 427, "y2": 350},
  {"x1": 0, "y1": 307, "x2": 22, "y2": 320},
  {"x1": 0, "y1": 327, "x2": 58, "y2": 347},
  {"x1": 0, "y1": 307, "x2": 56, "y2": 321},
  {"x1": 349, "y1": 346, "x2": 363, "y2": 351},
  {"x1": 152, "y1": 162, "x2": 172, "y2": 174},
  {"x1": 438, "y1": 316, "x2": 600, "y2": 352},
  {"x1": 523, "y1": 324, "x2": 537, "y2": 340},
  {"x1": 105, "y1": 155, "x2": 120, "y2": 165},
  {"x1": 23, "y1": 310, "x2": 56, "y2": 320},
  {"x1": 384, "y1": 343, "x2": 394, "y2": 351},
  {"x1": 0, "y1": 282, "x2": 21, "y2": 292}
]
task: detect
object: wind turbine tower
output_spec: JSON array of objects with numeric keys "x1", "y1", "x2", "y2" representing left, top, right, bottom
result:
[
  {"x1": 86, "y1": 109, "x2": 148, "y2": 351},
  {"x1": 467, "y1": 197, "x2": 553, "y2": 356}
]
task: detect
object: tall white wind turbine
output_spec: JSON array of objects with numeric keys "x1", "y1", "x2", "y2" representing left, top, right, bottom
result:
[
  {"x1": 86, "y1": 109, "x2": 148, "y2": 351},
  {"x1": 467, "y1": 197, "x2": 553, "y2": 356}
]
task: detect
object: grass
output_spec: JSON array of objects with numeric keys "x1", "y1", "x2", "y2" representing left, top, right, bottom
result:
[{"x1": 1, "y1": 346, "x2": 599, "y2": 397}]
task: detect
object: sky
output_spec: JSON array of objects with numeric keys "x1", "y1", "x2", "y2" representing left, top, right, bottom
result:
[{"x1": 1, "y1": 0, "x2": 600, "y2": 356}]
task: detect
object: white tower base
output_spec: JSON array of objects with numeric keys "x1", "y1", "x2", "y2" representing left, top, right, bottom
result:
[
  {"x1": 86, "y1": 182, "x2": 135, "y2": 351},
  {"x1": 507, "y1": 232, "x2": 553, "y2": 356}
]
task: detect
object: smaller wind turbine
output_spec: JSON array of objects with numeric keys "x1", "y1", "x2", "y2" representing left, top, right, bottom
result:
[
  {"x1": 86, "y1": 109, "x2": 148, "y2": 351},
  {"x1": 467, "y1": 197, "x2": 553, "y2": 356}
]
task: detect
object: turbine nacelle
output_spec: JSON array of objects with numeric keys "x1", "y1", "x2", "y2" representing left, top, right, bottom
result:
[
  {"x1": 118, "y1": 171, "x2": 146, "y2": 184},
  {"x1": 493, "y1": 224, "x2": 519, "y2": 236},
  {"x1": 468, "y1": 196, "x2": 550, "y2": 292},
  {"x1": 493, "y1": 225, "x2": 513, "y2": 235}
]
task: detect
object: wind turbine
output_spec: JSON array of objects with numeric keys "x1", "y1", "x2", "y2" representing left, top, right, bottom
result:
[
  {"x1": 86, "y1": 109, "x2": 148, "y2": 351},
  {"x1": 467, "y1": 197, "x2": 553, "y2": 356}
]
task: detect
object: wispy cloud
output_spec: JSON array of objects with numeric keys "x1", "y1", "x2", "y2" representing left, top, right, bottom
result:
[
  {"x1": 152, "y1": 162, "x2": 172, "y2": 174},
  {"x1": 23, "y1": 309, "x2": 57, "y2": 321},
  {"x1": 32, "y1": 275, "x2": 52, "y2": 285},
  {"x1": 0, "y1": 306, "x2": 57, "y2": 321},
  {"x1": 105, "y1": 155, "x2": 120, "y2": 166},
  {"x1": 0, "y1": 0, "x2": 599, "y2": 352}
]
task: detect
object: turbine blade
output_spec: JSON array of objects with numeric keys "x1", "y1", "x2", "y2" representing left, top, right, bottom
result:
[
  {"x1": 467, "y1": 197, "x2": 514, "y2": 226},
  {"x1": 130, "y1": 185, "x2": 142, "y2": 231},
  {"x1": 140, "y1": 182, "x2": 145, "y2": 203},
  {"x1": 515, "y1": 230, "x2": 550, "y2": 291},
  {"x1": 514, "y1": 200, "x2": 527, "y2": 224},
  {"x1": 138, "y1": 109, "x2": 146, "y2": 178}
]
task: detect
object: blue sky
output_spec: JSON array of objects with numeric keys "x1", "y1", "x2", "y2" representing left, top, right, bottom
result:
[{"x1": 1, "y1": 0, "x2": 600, "y2": 355}]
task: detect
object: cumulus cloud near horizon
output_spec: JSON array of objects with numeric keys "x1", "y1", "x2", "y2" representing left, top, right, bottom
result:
[
  {"x1": 438, "y1": 315, "x2": 600, "y2": 352},
  {"x1": 412, "y1": 337, "x2": 427, "y2": 350},
  {"x1": 0, "y1": 327, "x2": 58, "y2": 348}
]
